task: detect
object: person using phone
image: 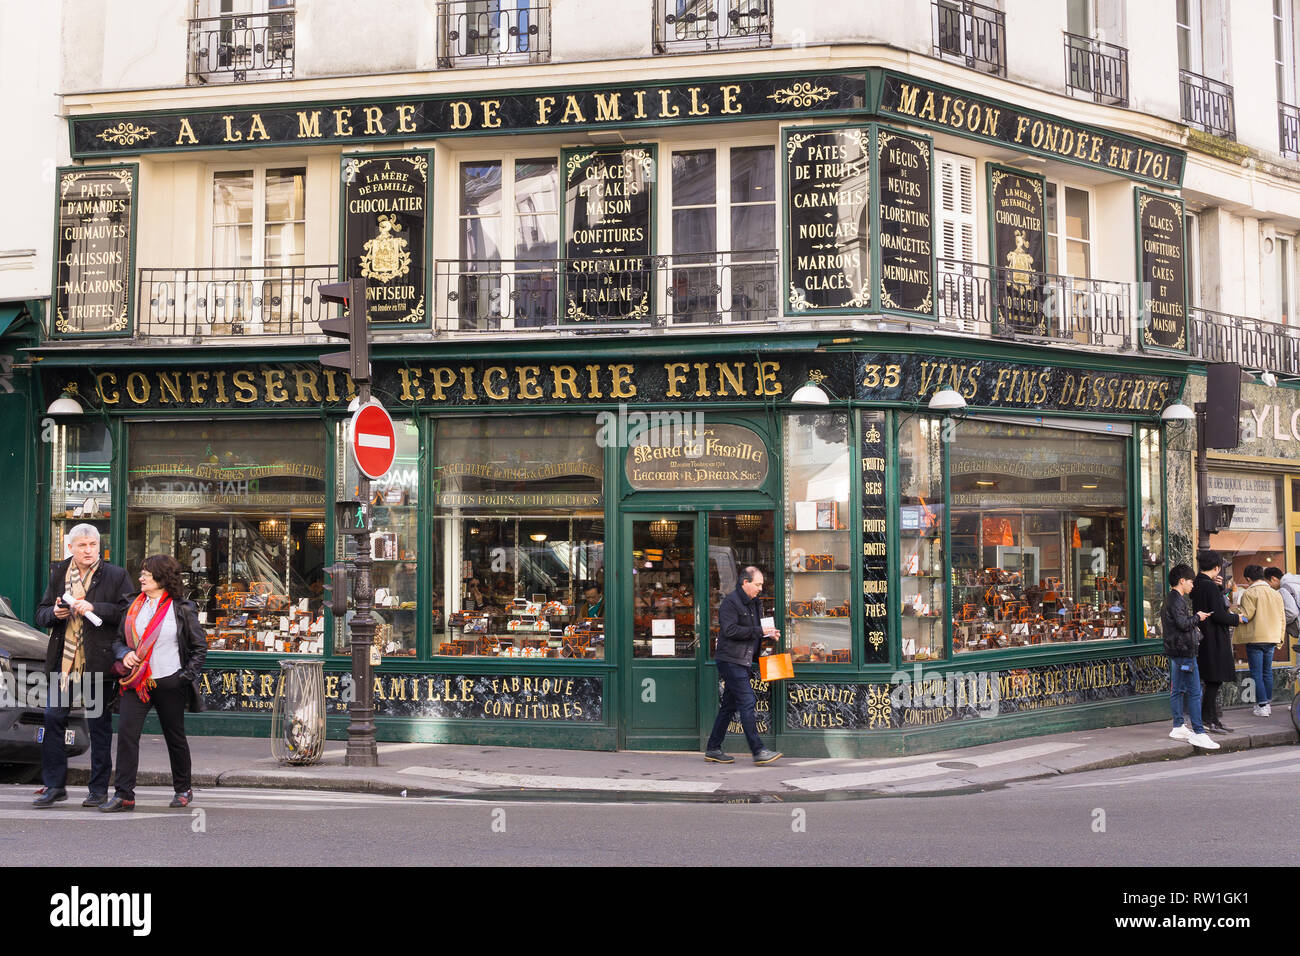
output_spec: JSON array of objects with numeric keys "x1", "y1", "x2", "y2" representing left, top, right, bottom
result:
[
  {"x1": 1192, "y1": 551, "x2": 1242, "y2": 735},
  {"x1": 1163, "y1": 564, "x2": 1219, "y2": 750}
]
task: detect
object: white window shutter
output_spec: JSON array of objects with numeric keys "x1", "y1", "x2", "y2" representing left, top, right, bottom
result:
[{"x1": 936, "y1": 151, "x2": 978, "y2": 327}]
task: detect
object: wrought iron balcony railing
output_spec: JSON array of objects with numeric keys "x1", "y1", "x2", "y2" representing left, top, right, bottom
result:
[
  {"x1": 1179, "y1": 69, "x2": 1235, "y2": 139},
  {"x1": 433, "y1": 252, "x2": 778, "y2": 332},
  {"x1": 1280, "y1": 102, "x2": 1300, "y2": 159},
  {"x1": 187, "y1": 9, "x2": 295, "y2": 85},
  {"x1": 137, "y1": 264, "x2": 338, "y2": 338},
  {"x1": 654, "y1": 1, "x2": 772, "y2": 54},
  {"x1": 436, "y1": 1, "x2": 550, "y2": 68},
  {"x1": 1063, "y1": 32, "x2": 1128, "y2": 107},
  {"x1": 935, "y1": 257, "x2": 1132, "y2": 350},
  {"x1": 1189, "y1": 306, "x2": 1300, "y2": 378},
  {"x1": 932, "y1": 0, "x2": 1006, "y2": 77}
]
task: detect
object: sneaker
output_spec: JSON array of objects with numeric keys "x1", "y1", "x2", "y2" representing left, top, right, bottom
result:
[
  {"x1": 1253, "y1": 704, "x2": 1267, "y2": 717},
  {"x1": 169, "y1": 789, "x2": 193, "y2": 808},
  {"x1": 752, "y1": 748, "x2": 782, "y2": 765},
  {"x1": 1188, "y1": 732, "x2": 1221, "y2": 750},
  {"x1": 1261, "y1": 703, "x2": 1272, "y2": 717},
  {"x1": 703, "y1": 750, "x2": 734, "y2": 764},
  {"x1": 1168, "y1": 725, "x2": 1193, "y2": 741}
]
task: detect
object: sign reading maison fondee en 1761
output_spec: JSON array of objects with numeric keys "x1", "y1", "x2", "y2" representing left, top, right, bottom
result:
[
  {"x1": 341, "y1": 153, "x2": 429, "y2": 326},
  {"x1": 71, "y1": 73, "x2": 868, "y2": 157}
]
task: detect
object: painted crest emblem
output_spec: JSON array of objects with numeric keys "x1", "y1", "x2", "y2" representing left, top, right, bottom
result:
[
  {"x1": 1005, "y1": 229, "x2": 1035, "y2": 293},
  {"x1": 360, "y1": 215, "x2": 411, "y2": 283}
]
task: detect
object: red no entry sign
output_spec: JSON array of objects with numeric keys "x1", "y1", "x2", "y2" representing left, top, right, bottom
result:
[{"x1": 349, "y1": 402, "x2": 396, "y2": 479}]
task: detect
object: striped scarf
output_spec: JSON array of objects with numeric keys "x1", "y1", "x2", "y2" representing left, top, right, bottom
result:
[
  {"x1": 120, "y1": 592, "x2": 172, "y2": 705},
  {"x1": 60, "y1": 560, "x2": 98, "y2": 681}
]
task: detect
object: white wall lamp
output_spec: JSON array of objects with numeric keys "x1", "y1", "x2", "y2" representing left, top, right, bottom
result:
[
  {"x1": 927, "y1": 387, "x2": 967, "y2": 413},
  {"x1": 46, "y1": 386, "x2": 84, "y2": 416},
  {"x1": 791, "y1": 369, "x2": 833, "y2": 405}
]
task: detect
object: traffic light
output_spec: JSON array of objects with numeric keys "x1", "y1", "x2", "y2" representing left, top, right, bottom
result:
[
  {"x1": 317, "y1": 276, "x2": 369, "y2": 383},
  {"x1": 323, "y1": 563, "x2": 351, "y2": 617}
]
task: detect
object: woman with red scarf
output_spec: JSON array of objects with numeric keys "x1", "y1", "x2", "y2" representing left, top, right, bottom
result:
[{"x1": 101, "y1": 555, "x2": 207, "y2": 813}]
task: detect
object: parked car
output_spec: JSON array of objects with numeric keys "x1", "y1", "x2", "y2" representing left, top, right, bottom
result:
[{"x1": 0, "y1": 595, "x2": 89, "y2": 784}]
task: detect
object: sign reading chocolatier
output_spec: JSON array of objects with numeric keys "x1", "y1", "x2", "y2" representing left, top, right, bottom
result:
[
  {"x1": 562, "y1": 145, "x2": 655, "y2": 323},
  {"x1": 988, "y1": 164, "x2": 1047, "y2": 336},
  {"x1": 52, "y1": 165, "x2": 137, "y2": 336},
  {"x1": 341, "y1": 152, "x2": 429, "y2": 326},
  {"x1": 784, "y1": 125, "x2": 870, "y2": 313},
  {"x1": 876, "y1": 126, "x2": 935, "y2": 316},
  {"x1": 1136, "y1": 189, "x2": 1188, "y2": 352}
]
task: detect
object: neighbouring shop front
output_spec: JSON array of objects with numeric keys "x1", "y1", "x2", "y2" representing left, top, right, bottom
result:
[
  {"x1": 35, "y1": 341, "x2": 1188, "y2": 755},
  {"x1": 1181, "y1": 373, "x2": 1300, "y2": 700}
]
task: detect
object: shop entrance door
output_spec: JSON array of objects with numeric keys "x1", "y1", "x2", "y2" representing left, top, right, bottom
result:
[{"x1": 624, "y1": 510, "x2": 776, "y2": 750}]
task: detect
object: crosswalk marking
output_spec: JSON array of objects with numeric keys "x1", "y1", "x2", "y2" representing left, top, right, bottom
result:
[
  {"x1": 1058, "y1": 750, "x2": 1300, "y2": 788},
  {"x1": 782, "y1": 741, "x2": 1083, "y2": 792}
]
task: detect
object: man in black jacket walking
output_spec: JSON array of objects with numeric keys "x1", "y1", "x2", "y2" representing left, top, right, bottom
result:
[
  {"x1": 705, "y1": 566, "x2": 782, "y2": 765},
  {"x1": 32, "y1": 524, "x2": 134, "y2": 807}
]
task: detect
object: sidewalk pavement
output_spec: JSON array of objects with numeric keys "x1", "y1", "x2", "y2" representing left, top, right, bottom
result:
[{"x1": 66, "y1": 707, "x2": 1298, "y2": 802}]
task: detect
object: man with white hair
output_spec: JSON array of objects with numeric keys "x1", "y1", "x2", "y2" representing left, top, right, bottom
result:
[{"x1": 32, "y1": 524, "x2": 133, "y2": 808}]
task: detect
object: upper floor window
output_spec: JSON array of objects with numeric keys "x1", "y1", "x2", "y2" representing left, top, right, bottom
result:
[
  {"x1": 1176, "y1": 0, "x2": 1235, "y2": 137},
  {"x1": 654, "y1": 1, "x2": 772, "y2": 55},
  {"x1": 211, "y1": 166, "x2": 306, "y2": 270},
  {"x1": 188, "y1": 0, "x2": 295, "y2": 85},
  {"x1": 437, "y1": 1, "x2": 550, "y2": 68},
  {"x1": 1045, "y1": 182, "x2": 1092, "y2": 279},
  {"x1": 1064, "y1": 0, "x2": 1129, "y2": 106},
  {"x1": 932, "y1": 1, "x2": 1006, "y2": 77}
]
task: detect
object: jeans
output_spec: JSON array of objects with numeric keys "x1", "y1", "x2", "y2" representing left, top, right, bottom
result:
[
  {"x1": 42, "y1": 677, "x2": 118, "y2": 795},
  {"x1": 1169, "y1": 657, "x2": 1204, "y2": 734},
  {"x1": 1246, "y1": 643, "x2": 1276, "y2": 705},
  {"x1": 707, "y1": 661, "x2": 764, "y2": 755},
  {"x1": 112, "y1": 674, "x2": 192, "y2": 801}
]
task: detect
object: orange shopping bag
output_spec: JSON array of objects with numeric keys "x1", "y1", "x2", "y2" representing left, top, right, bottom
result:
[{"x1": 759, "y1": 652, "x2": 794, "y2": 682}]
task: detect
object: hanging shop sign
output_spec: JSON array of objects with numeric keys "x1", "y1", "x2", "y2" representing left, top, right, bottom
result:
[
  {"x1": 70, "y1": 72, "x2": 868, "y2": 157},
  {"x1": 562, "y1": 145, "x2": 655, "y2": 323},
  {"x1": 784, "y1": 125, "x2": 871, "y2": 313},
  {"x1": 855, "y1": 353, "x2": 1181, "y2": 414},
  {"x1": 203, "y1": 668, "x2": 603, "y2": 720},
  {"x1": 860, "y1": 412, "x2": 889, "y2": 664},
  {"x1": 875, "y1": 71, "x2": 1184, "y2": 187},
  {"x1": 341, "y1": 152, "x2": 429, "y2": 326},
  {"x1": 625, "y1": 422, "x2": 769, "y2": 490},
  {"x1": 987, "y1": 164, "x2": 1047, "y2": 336},
  {"x1": 1135, "y1": 189, "x2": 1188, "y2": 352},
  {"x1": 51, "y1": 165, "x2": 137, "y2": 337},
  {"x1": 875, "y1": 127, "x2": 935, "y2": 317}
]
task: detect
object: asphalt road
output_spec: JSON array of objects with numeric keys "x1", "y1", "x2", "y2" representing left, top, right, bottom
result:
[{"x1": 3, "y1": 746, "x2": 1297, "y2": 867}]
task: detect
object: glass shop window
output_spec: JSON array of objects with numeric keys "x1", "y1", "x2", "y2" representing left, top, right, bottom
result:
[
  {"x1": 1139, "y1": 427, "x2": 1166, "y2": 641},
  {"x1": 50, "y1": 421, "x2": 114, "y2": 564},
  {"x1": 898, "y1": 415, "x2": 947, "y2": 662},
  {"x1": 783, "y1": 412, "x2": 852, "y2": 663},
  {"x1": 334, "y1": 420, "x2": 421, "y2": 658},
  {"x1": 432, "y1": 416, "x2": 605, "y2": 659},
  {"x1": 949, "y1": 419, "x2": 1129, "y2": 653},
  {"x1": 125, "y1": 419, "x2": 327, "y2": 654}
]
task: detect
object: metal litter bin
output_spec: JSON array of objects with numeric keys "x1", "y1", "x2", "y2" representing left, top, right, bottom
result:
[{"x1": 270, "y1": 659, "x2": 326, "y2": 765}]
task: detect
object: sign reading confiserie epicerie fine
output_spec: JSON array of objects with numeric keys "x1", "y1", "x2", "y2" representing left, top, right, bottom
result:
[
  {"x1": 876, "y1": 127, "x2": 935, "y2": 316},
  {"x1": 202, "y1": 669, "x2": 603, "y2": 720},
  {"x1": 1136, "y1": 189, "x2": 1188, "y2": 352},
  {"x1": 625, "y1": 422, "x2": 769, "y2": 490},
  {"x1": 784, "y1": 126, "x2": 870, "y2": 313},
  {"x1": 988, "y1": 164, "x2": 1047, "y2": 335},
  {"x1": 52, "y1": 165, "x2": 136, "y2": 335},
  {"x1": 562, "y1": 146, "x2": 655, "y2": 323},
  {"x1": 341, "y1": 153, "x2": 428, "y2": 326}
]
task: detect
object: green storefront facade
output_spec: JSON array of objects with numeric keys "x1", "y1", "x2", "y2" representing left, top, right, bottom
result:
[{"x1": 20, "y1": 64, "x2": 1209, "y2": 755}]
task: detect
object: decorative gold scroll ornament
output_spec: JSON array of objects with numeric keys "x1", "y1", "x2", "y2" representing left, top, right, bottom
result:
[
  {"x1": 767, "y1": 83, "x2": 837, "y2": 109},
  {"x1": 96, "y1": 122, "x2": 155, "y2": 146}
]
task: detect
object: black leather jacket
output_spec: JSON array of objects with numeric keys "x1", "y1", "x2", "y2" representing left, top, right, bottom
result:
[
  {"x1": 35, "y1": 559, "x2": 134, "y2": 676},
  {"x1": 113, "y1": 596, "x2": 208, "y2": 713}
]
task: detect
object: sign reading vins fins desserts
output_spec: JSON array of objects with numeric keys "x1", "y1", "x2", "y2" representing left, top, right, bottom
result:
[
  {"x1": 562, "y1": 145, "x2": 655, "y2": 323},
  {"x1": 876, "y1": 127, "x2": 934, "y2": 316},
  {"x1": 860, "y1": 411, "x2": 889, "y2": 663},
  {"x1": 52, "y1": 165, "x2": 136, "y2": 336},
  {"x1": 988, "y1": 164, "x2": 1046, "y2": 336},
  {"x1": 342, "y1": 153, "x2": 428, "y2": 325},
  {"x1": 1136, "y1": 189, "x2": 1187, "y2": 351},
  {"x1": 785, "y1": 126, "x2": 870, "y2": 313}
]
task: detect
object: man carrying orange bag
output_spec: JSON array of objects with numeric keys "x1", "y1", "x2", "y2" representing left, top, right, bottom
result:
[{"x1": 705, "y1": 566, "x2": 782, "y2": 766}]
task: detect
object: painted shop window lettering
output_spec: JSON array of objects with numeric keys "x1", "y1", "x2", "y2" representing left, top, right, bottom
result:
[
  {"x1": 124, "y1": 419, "x2": 328, "y2": 655},
  {"x1": 49, "y1": 422, "x2": 113, "y2": 563},
  {"x1": 431, "y1": 416, "x2": 605, "y2": 660}
]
